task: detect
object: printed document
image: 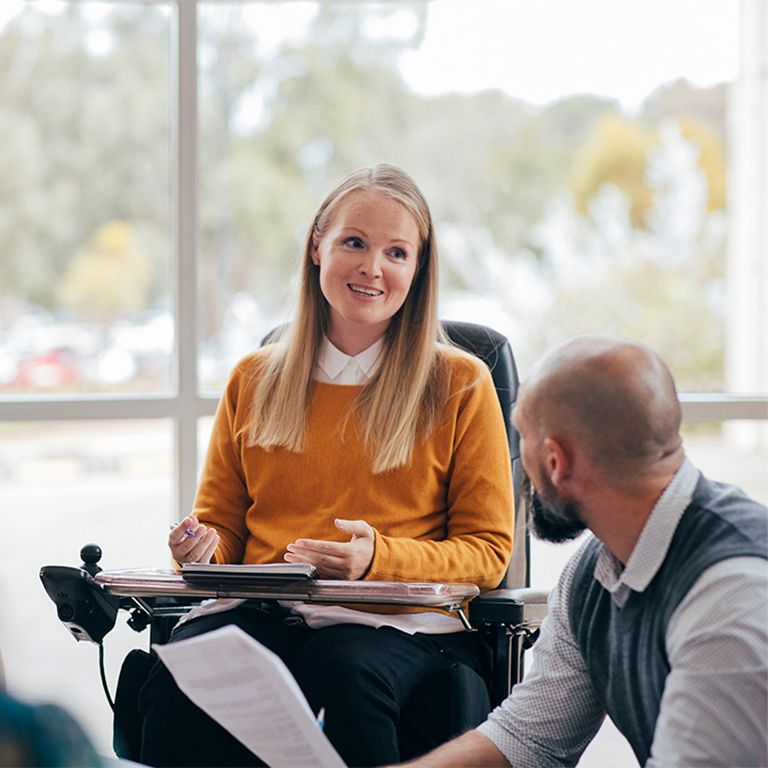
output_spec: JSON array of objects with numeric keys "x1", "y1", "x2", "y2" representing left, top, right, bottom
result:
[{"x1": 153, "y1": 624, "x2": 346, "y2": 767}]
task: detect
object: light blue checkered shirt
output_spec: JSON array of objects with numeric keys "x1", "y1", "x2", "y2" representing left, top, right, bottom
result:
[{"x1": 477, "y1": 458, "x2": 768, "y2": 767}]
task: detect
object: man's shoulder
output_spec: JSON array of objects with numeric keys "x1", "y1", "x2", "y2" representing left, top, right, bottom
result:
[
  {"x1": 685, "y1": 473, "x2": 768, "y2": 551},
  {"x1": 691, "y1": 472, "x2": 768, "y2": 514},
  {"x1": 644, "y1": 477, "x2": 768, "y2": 620}
]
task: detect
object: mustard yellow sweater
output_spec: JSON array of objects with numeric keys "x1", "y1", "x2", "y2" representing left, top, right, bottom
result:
[{"x1": 194, "y1": 346, "x2": 514, "y2": 600}]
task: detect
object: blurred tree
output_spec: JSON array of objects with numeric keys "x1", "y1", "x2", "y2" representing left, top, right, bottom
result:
[
  {"x1": 58, "y1": 221, "x2": 152, "y2": 325},
  {"x1": 481, "y1": 94, "x2": 621, "y2": 259},
  {"x1": 641, "y1": 77, "x2": 726, "y2": 136},
  {"x1": 197, "y1": 3, "x2": 429, "y2": 339},
  {"x1": 538, "y1": 255, "x2": 724, "y2": 389},
  {"x1": 0, "y1": 0, "x2": 731, "y2": 396},
  {"x1": 567, "y1": 113, "x2": 658, "y2": 228},
  {"x1": 640, "y1": 79, "x2": 727, "y2": 215},
  {"x1": 677, "y1": 117, "x2": 727, "y2": 213},
  {"x1": 530, "y1": 121, "x2": 726, "y2": 390},
  {"x1": 0, "y1": 4, "x2": 169, "y2": 314}
]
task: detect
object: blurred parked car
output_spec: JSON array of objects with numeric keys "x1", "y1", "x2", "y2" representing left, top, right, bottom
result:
[{"x1": 15, "y1": 347, "x2": 81, "y2": 389}]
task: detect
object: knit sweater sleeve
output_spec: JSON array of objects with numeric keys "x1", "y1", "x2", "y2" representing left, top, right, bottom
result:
[
  {"x1": 365, "y1": 356, "x2": 514, "y2": 590},
  {"x1": 192, "y1": 355, "x2": 256, "y2": 564}
]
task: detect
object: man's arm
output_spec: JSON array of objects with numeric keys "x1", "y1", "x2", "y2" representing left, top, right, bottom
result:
[
  {"x1": 647, "y1": 556, "x2": 768, "y2": 767},
  {"x1": 402, "y1": 544, "x2": 606, "y2": 768},
  {"x1": 400, "y1": 731, "x2": 509, "y2": 768}
]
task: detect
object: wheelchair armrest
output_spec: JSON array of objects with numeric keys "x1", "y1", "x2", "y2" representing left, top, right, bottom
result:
[
  {"x1": 40, "y1": 561, "x2": 202, "y2": 645},
  {"x1": 469, "y1": 588, "x2": 549, "y2": 704},
  {"x1": 469, "y1": 587, "x2": 549, "y2": 629}
]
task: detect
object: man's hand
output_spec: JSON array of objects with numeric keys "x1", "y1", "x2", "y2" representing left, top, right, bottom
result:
[{"x1": 284, "y1": 519, "x2": 375, "y2": 580}]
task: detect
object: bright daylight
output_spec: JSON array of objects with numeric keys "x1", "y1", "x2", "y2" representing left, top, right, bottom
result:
[{"x1": 0, "y1": 1, "x2": 766, "y2": 767}]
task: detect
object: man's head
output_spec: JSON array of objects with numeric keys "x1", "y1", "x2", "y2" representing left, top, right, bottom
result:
[{"x1": 515, "y1": 334, "x2": 684, "y2": 542}]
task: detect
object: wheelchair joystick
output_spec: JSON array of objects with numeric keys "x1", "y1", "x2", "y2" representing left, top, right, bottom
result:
[
  {"x1": 39, "y1": 543, "x2": 119, "y2": 644},
  {"x1": 80, "y1": 543, "x2": 103, "y2": 576}
]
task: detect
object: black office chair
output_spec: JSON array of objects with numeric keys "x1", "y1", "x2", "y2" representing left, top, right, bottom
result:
[{"x1": 40, "y1": 320, "x2": 548, "y2": 763}]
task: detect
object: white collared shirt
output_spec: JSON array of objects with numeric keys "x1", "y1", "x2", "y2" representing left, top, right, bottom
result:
[
  {"x1": 298, "y1": 333, "x2": 464, "y2": 633},
  {"x1": 314, "y1": 336, "x2": 385, "y2": 385},
  {"x1": 593, "y1": 456, "x2": 699, "y2": 607},
  {"x1": 478, "y1": 457, "x2": 768, "y2": 767}
]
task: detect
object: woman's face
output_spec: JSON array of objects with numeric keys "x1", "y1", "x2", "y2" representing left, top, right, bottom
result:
[{"x1": 312, "y1": 190, "x2": 421, "y2": 355}]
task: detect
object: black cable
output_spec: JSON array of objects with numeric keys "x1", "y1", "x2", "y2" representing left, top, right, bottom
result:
[{"x1": 98, "y1": 641, "x2": 115, "y2": 712}]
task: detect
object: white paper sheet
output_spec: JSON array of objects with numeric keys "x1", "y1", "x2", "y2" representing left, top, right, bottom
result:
[{"x1": 153, "y1": 625, "x2": 346, "y2": 768}]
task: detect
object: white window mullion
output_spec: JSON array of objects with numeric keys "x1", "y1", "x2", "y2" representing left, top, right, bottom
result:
[
  {"x1": 679, "y1": 394, "x2": 768, "y2": 423},
  {"x1": 173, "y1": 0, "x2": 201, "y2": 523}
]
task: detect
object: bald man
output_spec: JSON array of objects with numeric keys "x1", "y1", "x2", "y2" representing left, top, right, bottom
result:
[{"x1": 404, "y1": 335, "x2": 767, "y2": 768}]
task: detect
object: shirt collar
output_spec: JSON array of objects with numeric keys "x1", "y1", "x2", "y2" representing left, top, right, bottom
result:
[
  {"x1": 594, "y1": 456, "x2": 700, "y2": 605},
  {"x1": 316, "y1": 336, "x2": 385, "y2": 383}
]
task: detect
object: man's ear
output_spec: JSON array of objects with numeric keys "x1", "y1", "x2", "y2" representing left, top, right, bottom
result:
[{"x1": 542, "y1": 436, "x2": 573, "y2": 488}]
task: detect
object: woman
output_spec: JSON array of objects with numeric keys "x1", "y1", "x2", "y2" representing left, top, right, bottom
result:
[{"x1": 139, "y1": 165, "x2": 513, "y2": 768}]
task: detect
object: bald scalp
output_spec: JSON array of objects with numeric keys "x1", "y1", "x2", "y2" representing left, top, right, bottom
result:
[{"x1": 522, "y1": 335, "x2": 683, "y2": 481}]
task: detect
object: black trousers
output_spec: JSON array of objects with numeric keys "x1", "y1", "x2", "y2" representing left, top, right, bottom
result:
[{"x1": 138, "y1": 602, "x2": 491, "y2": 768}]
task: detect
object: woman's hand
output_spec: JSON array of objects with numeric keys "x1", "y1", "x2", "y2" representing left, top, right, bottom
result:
[
  {"x1": 169, "y1": 515, "x2": 220, "y2": 564},
  {"x1": 284, "y1": 519, "x2": 375, "y2": 580}
]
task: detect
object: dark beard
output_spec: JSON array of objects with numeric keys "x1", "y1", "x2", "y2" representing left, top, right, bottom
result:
[{"x1": 523, "y1": 471, "x2": 587, "y2": 544}]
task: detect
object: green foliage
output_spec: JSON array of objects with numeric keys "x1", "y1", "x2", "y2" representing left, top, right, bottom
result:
[
  {"x1": 0, "y1": 2, "x2": 729, "y2": 391},
  {"x1": 0, "y1": 5, "x2": 169, "y2": 309},
  {"x1": 677, "y1": 117, "x2": 727, "y2": 212},
  {"x1": 58, "y1": 220, "x2": 152, "y2": 323},
  {"x1": 537, "y1": 256, "x2": 725, "y2": 390},
  {"x1": 568, "y1": 114, "x2": 659, "y2": 228}
]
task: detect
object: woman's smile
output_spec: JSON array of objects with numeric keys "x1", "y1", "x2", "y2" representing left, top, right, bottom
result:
[
  {"x1": 348, "y1": 283, "x2": 384, "y2": 298},
  {"x1": 312, "y1": 190, "x2": 420, "y2": 355}
]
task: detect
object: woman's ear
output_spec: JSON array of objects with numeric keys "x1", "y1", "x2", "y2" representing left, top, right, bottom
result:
[{"x1": 309, "y1": 240, "x2": 320, "y2": 266}]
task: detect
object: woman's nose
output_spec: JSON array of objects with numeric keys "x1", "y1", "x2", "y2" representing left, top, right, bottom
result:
[{"x1": 358, "y1": 251, "x2": 383, "y2": 277}]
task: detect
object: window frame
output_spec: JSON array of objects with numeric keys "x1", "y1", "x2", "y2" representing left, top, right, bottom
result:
[{"x1": 0, "y1": 1, "x2": 765, "y2": 523}]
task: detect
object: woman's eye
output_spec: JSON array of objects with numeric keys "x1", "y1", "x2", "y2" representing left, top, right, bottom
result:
[
  {"x1": 390, "y1": 248, "x2": 407, "y2": 260},
  {"x1": 343, "y1": 237, "x2": 364, "y2": 249}
]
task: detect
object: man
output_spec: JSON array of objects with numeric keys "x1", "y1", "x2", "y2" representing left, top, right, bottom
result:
[{"x1": 405, "y1": 334, "x2": 768, "y2": 768}]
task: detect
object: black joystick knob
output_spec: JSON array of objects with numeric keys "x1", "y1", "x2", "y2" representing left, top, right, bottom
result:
[{"x1": 80, "y1": 543, "x2": 103, "y2": 576}]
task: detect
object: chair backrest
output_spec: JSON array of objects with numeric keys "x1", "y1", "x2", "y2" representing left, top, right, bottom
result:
[
  {"x1": 440, "y1": 321, "x2": 527, "y2": 589},
  {"x1": 261, "y1": 320, "x2": 528, "y2": 588}
]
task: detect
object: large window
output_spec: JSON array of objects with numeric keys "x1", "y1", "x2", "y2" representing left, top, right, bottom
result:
[
  {"x1": 195, "y1": 1, "x2": 757, "y2": 394},
  {"x1": 0, "y1": 2, "x2": 172, "y2": 395},
  {"x1": 0, "y1": 0, "x2": 765, "y2": 759}
]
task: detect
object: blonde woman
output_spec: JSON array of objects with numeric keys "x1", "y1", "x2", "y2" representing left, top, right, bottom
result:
[{"x1": 140, "y1": 165, "x2": 514, "y2": 768}]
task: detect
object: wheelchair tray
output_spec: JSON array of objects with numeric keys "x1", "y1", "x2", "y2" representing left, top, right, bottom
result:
[{"x1": 94, "y1": 569, "x2": 480, "y2": 609}]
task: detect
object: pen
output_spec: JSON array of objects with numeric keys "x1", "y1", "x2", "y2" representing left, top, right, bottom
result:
[
  {"x1": 316, "y1": 707, "x2": 325, "y2": 731},
  {"x1": 170, "y1": 522, "x2": 196, "y2": 538}
]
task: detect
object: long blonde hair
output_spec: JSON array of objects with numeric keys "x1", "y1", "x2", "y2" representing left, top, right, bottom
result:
[{"x1": 247, "y1": 164, "x2": 450, "y2": 473}]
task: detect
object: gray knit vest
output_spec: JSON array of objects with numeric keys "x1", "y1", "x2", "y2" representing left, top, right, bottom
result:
[{"x1": 568, "y1": 474, "x2": 768, "y2": 765}]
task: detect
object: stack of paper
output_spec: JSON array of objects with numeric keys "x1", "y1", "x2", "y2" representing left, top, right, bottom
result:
[{"x1": 154, "y1": 625, "x2": 345, "y2": 768}]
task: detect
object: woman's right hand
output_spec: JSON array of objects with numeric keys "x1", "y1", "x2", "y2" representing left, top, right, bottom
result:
[{"x1": 169, "y1": 515, "x2": 220, "y2": 564}]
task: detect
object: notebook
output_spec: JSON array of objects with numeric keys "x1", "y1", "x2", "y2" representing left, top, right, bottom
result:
[{"x1": 181, "y1": 562, "x2": 317, "y2": 585}]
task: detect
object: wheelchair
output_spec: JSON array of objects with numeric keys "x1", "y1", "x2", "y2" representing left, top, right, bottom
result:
[{"x1": 40, "y1": 321, "x2": 548, "y2": 764}]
